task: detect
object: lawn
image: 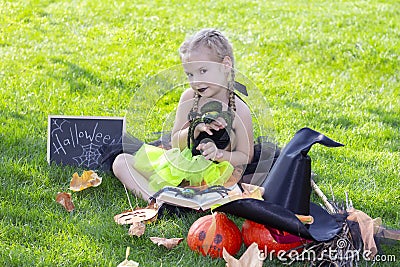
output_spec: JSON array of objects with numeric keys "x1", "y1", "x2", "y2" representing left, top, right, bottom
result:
[{"x1": 0, "y1": 0, "x2": 399, "y2": 266}]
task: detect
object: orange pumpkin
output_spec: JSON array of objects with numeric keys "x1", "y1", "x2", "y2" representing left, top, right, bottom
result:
[
  {"x1": 187, "y1": 212, "x2": 242, "y2": 258},
  {"x1": 241, "y1": 219, "x2": 305, "y2": 255}
]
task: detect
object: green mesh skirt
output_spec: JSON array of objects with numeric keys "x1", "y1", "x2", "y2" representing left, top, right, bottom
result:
[{"x1": 133, "y1": 144, "x2": 234, "y2": 191}]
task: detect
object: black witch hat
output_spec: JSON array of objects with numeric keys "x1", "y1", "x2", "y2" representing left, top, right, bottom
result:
[{"x1": 215, "y1": 127, "x2": 345, "y2": 242}]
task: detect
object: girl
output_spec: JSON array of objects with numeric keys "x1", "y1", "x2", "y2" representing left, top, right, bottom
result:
[{"x1": 113, "y1": 28, "x2": 254, "y2": 201}]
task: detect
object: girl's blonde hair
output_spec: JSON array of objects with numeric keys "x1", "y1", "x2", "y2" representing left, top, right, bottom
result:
[
  {"x1": 179, "y1": 28, "x2": 235, "y2": 69},
  {"x1": 180, "y1": 29, "x2": 236, "y2": 117}
]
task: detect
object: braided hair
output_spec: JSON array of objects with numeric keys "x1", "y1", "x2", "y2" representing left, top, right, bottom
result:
[{"x1": 179, "y1": 29, "x2": 236, "y2": 121}]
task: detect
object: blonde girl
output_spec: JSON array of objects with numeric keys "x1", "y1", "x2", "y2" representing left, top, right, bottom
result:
[{"x1": 113, "y1": 29, "x2": 254, "y2": 200}]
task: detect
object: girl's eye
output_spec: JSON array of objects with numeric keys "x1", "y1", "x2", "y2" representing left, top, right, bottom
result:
[{"x1": 200, "y1": 69, "x2": 207, "y2": 74}]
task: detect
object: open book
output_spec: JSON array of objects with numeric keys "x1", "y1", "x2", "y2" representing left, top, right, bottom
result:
[{"x1": 153, "y1": 185, "x2": 240, "y2": 211}]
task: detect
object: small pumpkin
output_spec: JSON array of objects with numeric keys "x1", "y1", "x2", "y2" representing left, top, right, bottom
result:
[
  {"x1": 187, "y1": 212, "x2": 242, "y2": 258},
  {"x1": 241, "y1": 219, "x2": 305, "y2": 255}
]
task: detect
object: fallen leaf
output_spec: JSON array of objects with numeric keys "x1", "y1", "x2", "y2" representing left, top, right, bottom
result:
[
  {"x1": 223, "y1": 242, "x2": 264, "y2": 267},
  {"x1": 56, "y1": 192, "x2": 75, "y2": 212},
  {"x1": 117, "y1": 247, "x2": 139, "y2": 267},
  {"x1": 146, "y1": 199, "x2": 159, "y2": 210},
  {"x1": 117, "y1": 259, "x2": 139, "y2": 267},
  {"x1": 69, "y1": 170, "x2": 102, "y2": 192},
  {"x1": 143, "y1": 201, "x2": 159, "y2": 223},
  {"x1": 114, "y1": 208, "x2": 158, "y2": 225},
  {"x1": 202, "y1": 212, "x2": 217, "y2": 255},
  {"x1": 241, "y1": 183, "x2": 264, "y2": 200},
  {"x1": 128, "y1": 222, "x2": 146, "y2": 237},
  {"x1": 296, "y1": 214, "x2": 314, "y2": 224},
  {"x1": 149, "y1": 237, "x2": 184, "y2": 249}
]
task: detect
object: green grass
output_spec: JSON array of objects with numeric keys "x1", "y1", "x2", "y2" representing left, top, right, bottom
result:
[{"x1": 1, "y1": 0, "x2": 399, "y2": 266}]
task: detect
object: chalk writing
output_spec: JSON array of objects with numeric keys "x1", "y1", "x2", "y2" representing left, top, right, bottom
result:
[{"x1": 47, "y1": 116, "x2": 125, "y2": 169}]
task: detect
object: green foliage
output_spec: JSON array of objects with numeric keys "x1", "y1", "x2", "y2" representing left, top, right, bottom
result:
[{"x1": 0, "y1": 0, "x2": 399, "y2": 266}]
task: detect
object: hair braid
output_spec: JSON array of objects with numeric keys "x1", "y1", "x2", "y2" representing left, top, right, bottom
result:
[
  {"x1": 188, "y1": 92, "x2": 201, "y2": 121},
  {"x1": 228, "y1": 69, "x2": 236, "y2": 113}
]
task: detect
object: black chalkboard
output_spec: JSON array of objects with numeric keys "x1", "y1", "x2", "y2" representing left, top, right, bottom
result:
[{"x1": 47, "y1": 115, "x2": 125, "y2": 169}]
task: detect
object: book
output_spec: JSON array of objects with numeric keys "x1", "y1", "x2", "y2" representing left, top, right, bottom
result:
[{"x1": 153, "y1": 185, "x2": 240, "y2": 211}]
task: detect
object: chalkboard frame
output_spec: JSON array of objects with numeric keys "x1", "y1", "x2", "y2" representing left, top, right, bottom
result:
[{"x1": 47, "y1": 115, "x2": 126, "y2": 169}]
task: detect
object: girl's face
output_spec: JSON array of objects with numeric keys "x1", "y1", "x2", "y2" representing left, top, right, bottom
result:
[{"x1": 182, "y1": 46, "x2": 231, "y2": 99}]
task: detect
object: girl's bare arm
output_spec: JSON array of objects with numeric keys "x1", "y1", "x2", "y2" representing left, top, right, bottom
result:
[
  {"x1": 171, "y1": 89, "x2": 194, "y2": 150},
  {"x1": 215, "y1": 99, "x2": 254, "y2": 166}
]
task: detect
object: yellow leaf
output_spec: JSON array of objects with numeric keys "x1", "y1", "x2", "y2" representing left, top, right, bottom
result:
[
  {"x1": 241, "y1": 183, "x2": 264, "y2": 200},
  {"x1": 223, "y1": 242, "x2": 264, "y2": 267},
  {"x1": 117, "y1": 247, "x2": 139, "y2": 267},
  {"x1": 69, "y1": 170, "x2": 102, "y2": 192},
  {"x1": 202, "y1": 212, "x2": 217, "y2": 255}
]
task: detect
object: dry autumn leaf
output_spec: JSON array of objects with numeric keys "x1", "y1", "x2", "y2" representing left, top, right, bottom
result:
[
  {"x1": 114, "y1": 209, "x2": 158, "y2": 225},
  {"x1": 149, "y1": 237, "x2": 184, "y2": 249},
  {"x1": 223, "y1": 242, "x2": 264, "y2": 267},
  {"x1": 143, "y1": 201, "x2": 159, "y2": 223},
  {"x1": 56, "y1": 192, "x2": 75, "y2": 212},
  {"x1": 69, "y1": 170, "x2": 102, "y2": 192},
  {"x1": 202, "y1": 212, "x2": 217, "y2": 255},
  {"x1": 117, "y1": 259, "x2": 139, "y2": 267},
  {"x1": 241, "y1": 183, "x2": 265, "y2": 200},
  {"x1": 128, "y1": 222, "x2": 146, "y2": 237},
  {"x1": 146, "y1": 200, "x2": 159, "y2": 212},
  {"x1": 117, "y1": 247, "x2": 139, "y2": 267}
]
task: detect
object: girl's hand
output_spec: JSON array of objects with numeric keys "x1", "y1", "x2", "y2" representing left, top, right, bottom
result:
[
  {"x1": 194, "y1": 117, "x2": 227, "y2": 137},
  {"x1": 196, "y1": 141, "x2": 223, "y2": 161}
]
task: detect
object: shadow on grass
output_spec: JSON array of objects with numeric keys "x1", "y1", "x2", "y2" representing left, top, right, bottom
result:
[
  {"x1": 50, "y1": 58, "x2": 102, "y2": 93},
  {"x1": 316, "y1": 108, "x2": 399, "y2": 152},
  {"x1": 1, "y1": 131, "x2": 46, "y2": 162},
  {"x1": 364, "y1": 107, "x2": 399, "y2": 153},
  {"x1": 283, "y1": 100, "x2": 305, "y2": 110},
  {"x1": 50, "y1": 58, "x2": 131, "y2": 93},
  {"x1": 322, "y1": 115, "x2": 355, "y2": 130},
  {"x1": 367, "y1": 107, "x2": 399, "y2": 129}
]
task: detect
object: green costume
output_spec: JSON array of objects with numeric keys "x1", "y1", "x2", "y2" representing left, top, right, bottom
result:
[
  {"x1": 133, "y1": 144, "x2": 234, "y2": 191},
  {"x1": 133, "y1": 101, "x2": 235, "y2": 191}
]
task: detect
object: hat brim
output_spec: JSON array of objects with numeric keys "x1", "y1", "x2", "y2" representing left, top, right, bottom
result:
[{"x1": 215, "y1": 198, "x2": 343, "y2": 242}]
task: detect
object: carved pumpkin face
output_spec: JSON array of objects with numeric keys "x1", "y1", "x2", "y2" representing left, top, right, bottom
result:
[
  {"x1": 187, "y1": 212, "x2": 242, "y2": 258},
  {"x1": 241, "y1": 219, "x2": 305, "y2": 255}
]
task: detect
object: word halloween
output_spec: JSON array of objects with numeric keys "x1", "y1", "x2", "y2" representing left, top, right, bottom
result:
[
  {"x1": 51, "y1": 119, "x2": 121, "y2": 155},
  {"x1": 50, "y1": 119, "x2": 121, "y2": 155}
]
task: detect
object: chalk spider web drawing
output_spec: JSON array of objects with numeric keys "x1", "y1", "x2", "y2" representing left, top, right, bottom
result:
[{"x1": 73, "y1": 143, "x2": 102, "y2": 168}]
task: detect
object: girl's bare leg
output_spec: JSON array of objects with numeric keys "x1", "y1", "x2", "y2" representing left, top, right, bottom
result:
[{"x1": 112, "y1": 153, "x2": 155, "y2": 201}]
